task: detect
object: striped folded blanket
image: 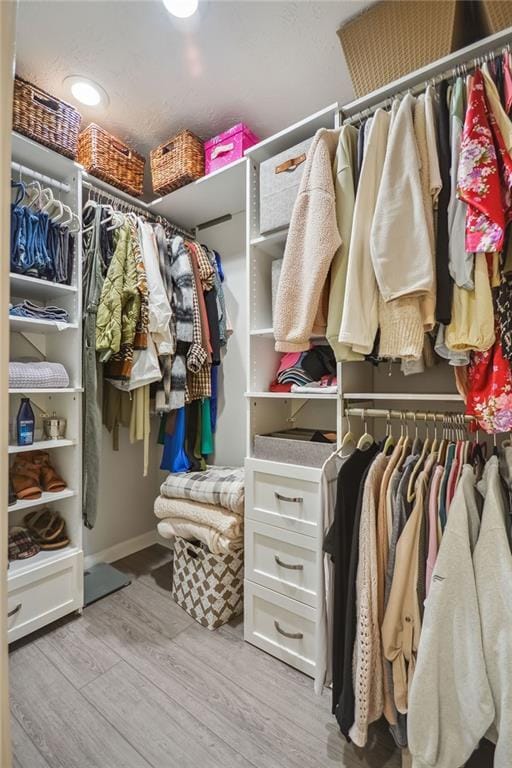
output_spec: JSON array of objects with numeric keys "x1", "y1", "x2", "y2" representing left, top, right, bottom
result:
[
  {"x1": 160, "y1": 465, "x2": 244, "y2": 514},
  {"x1": 9, "y1": 362, "x2": 70, "y2": 389}
]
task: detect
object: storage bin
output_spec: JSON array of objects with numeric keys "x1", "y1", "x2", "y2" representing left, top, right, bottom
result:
[
  {"x1": 150, "y1": 129, "x2": 204, "y2": 196},
  {"x1": 259, "y1": 136, "x2": 313, "y2": 235},
  {"x1": 479, "y1": 0, "x2": 512, "y2": 34},
  {"x1": 337, "y1": 1, "x2": 481, "y2": 98},
  {"x1": 78, "y1": 123, "x2": 145, "y2": 197},
  {"x1": 204, "y1": 122, "x2": 260, "y2": 175},
  {"x1": 13, "y1": 76, "x2": 81, "y2": 160},
  {"x1": 254, "y1": 429, "x2": 336, "y2": 468},
  {"x1": 171, "y1": 537, "x2": 244, "y2": 630}
]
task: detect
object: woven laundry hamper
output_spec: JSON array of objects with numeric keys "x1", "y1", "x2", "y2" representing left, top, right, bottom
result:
[
  {"x1": 479, "y1": 0, "x2": 512, "y2": 34},
  {"x1": 338, "y1": 0, "x2": 482, "y2": 98},
  {"x1": 171, "y1": 537, "x2": 243, "y2": 630}
]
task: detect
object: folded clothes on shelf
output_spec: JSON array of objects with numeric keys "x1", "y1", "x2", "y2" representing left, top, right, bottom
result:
[
  {"x1": 9, "y1": 361, "x2": 70, "y2": 389},
  {"x1": 270, "y1": 344, "x2": 337, "y2": 393},
  {"x1": 291, "y1": 375, "x2": 338, "y2": 394},
  {"x1": 9, "y1": 300, "x2": 69, "y2": 322}
]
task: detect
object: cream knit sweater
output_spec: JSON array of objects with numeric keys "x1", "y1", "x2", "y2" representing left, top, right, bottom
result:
[{"x1": 274, "y1": 129, "x2": 341, "y2": 352}]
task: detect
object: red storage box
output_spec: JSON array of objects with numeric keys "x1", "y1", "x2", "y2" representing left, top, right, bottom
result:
[{"x1": 204, "y1": 122, "x2": 260, "y2": 175}]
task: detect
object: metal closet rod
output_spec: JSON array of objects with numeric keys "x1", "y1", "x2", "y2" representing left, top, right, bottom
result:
[
  {"x1": 344, "y1": 407, "x2": 475, "y2": 424},
  {"x1": 11, "y1": 161, "x2": 70, "y2": 193},
  {"x1": 82, "y1": 180, "x2": 194, "y2": 240},
  {"x1": 341, "y1": 31, "x2": 512, "y2": 125}
]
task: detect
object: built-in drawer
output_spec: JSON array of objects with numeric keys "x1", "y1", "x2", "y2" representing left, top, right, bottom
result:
[
  {"x1": 245, "y1": 520, "x2": 317, "y2": 607},
  {"x1": 8, "y1": 549, "x2": 83, "y2": 643},
  {"x1": 246, "y1": 458, "x2": 320, "y2": 538},
  {"x1": 244, "y1": 580, "x2": 316, "y2": 677}
]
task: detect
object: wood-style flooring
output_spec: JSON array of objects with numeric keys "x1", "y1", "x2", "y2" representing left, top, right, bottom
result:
[{"x1": 9, "y1": 545, "x2": 492, "y2": 768}]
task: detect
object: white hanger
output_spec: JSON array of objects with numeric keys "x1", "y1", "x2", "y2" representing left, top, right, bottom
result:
[{"x1": 357, "y1": 409, "x2": 374, "y2": 451}]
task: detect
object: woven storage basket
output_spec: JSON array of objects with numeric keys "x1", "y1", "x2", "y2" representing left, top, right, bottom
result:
[
  {"x1": 338, "y1": 1, "x2": 478, "y2": 98},
  {"x1": 13, "y1": 76, "x2": 81, "y2": 159},
  {"x1": 150, "y1": 129, "x2": 204, "y2": 195},
  {"x1": 171, "y1": 537, "x2": 243, "y2": 630},
  {"x1": 480, "y1": 0, "x2": 512, "y2": 33},
  {"x1": 78, "y1": 123, "x2": 145, "y2": 198}
]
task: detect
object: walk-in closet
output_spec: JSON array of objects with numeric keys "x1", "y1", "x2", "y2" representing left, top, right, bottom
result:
[{"x1": 1, "y1": 1, "x2": 512, "y2": 767}]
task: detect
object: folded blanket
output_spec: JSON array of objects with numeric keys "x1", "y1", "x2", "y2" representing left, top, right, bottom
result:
[
  {"x1": 157, "y1": 519, "x2": 243, "y2": 555},
  {"x1": 160, "y1": 465, "x2": 244, "y2": 514},
  {"x1": 9, "y1": 361, "x2": 70, "y2": 389},
  {"x1": 154, "y1": 495, "x2": 242, "y2": 539}
]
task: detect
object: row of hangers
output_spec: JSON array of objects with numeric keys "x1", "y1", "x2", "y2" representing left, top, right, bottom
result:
[{"x1": 11, "y1": 178, "x2": 81, "y2": 233}]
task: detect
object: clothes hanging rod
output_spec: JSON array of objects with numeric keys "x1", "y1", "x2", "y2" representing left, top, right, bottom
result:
[
  {"x1": 340, "y1": 27, "x2": 512, "y2": 124},
  {"x1": 82, "y1": 179, "x2": 194, "y2": 240},
  {"x1": 11, "y1": 161, "x2": 70, "y2": 193},
  {"x1": 344, "y1": 407, "x2": 473, "y2": 423}
]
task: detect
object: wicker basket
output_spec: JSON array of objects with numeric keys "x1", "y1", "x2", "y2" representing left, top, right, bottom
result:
[
  {"x1": 479, "y1": 0, "x2": 512, "y2": 33},
  {"x1": 12, "y1": 76, "x2": 81, "y2": 159},
  {"x1": 338, "y1": 1, "x2": 480, "y2": 98},
  {"x1": 78, "y1": 123, "x2": 145, "y2": 198},
  {"x1": 150, "y1": 129, "x2": 204, "y2": 196}
]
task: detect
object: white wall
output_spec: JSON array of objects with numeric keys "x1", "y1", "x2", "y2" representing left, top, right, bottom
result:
[{"x1": 200, "y1": 211, "x2": 247, "y2": 468}]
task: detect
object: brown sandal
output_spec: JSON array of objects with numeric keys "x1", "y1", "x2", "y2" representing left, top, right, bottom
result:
[
  {"x1": 33, "y1": 451, "x2": 67, "y2": 493},
  {"x1": 24, "y1": 509, "x2": 69, "y2": 550},
  {"x1": 10, "y1": 457, "x2": 42, "y2": 500}
]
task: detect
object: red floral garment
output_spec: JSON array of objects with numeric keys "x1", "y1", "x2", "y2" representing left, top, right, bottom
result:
[
  {"x1": 466, "y1": 328, "x2": 512, "y2": 433},
  {"x1": 457, "y1": 69, "x2": 505, "y2": 253}
]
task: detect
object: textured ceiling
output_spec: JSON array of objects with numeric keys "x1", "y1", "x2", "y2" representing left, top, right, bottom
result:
[{"x1": 15, "y1": 0, "x2": 371, "y2": 191}]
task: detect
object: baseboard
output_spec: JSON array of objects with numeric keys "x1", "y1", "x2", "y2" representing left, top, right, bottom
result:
[{"x1": 84, "y1": 530, "x2": 171, "y2": 569}]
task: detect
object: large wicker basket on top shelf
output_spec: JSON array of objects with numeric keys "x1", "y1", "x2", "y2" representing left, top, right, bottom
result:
[
  {"x1": 12, "y1": 76, "x2": 82, "y2": 159},
  {"x1": 150, "y1": 129, "x2": 204, "y2": 196},
  {"x1": 78, "y1": 123, "x2": 145, "y2": 197},
  {"x1": 480, "y1": 0, "x2": 512, "y2": 34},
  {"x1": 338, "y1": 0, "x2": 481, "y2": 98}
]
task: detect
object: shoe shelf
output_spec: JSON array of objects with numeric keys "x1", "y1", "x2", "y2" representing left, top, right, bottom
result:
[
  {"x1": 7, "y1": 545, "x2": 80, "y2": 580},
  {"x1": 9, "y1": 488, "x2": 77, "y2": 514},
  {"x1": 8, "y1": 439, "x2": 76, "y2": 454}
]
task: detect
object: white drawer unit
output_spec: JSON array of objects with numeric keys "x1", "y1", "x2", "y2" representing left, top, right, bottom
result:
[
  {"x1": 245, "y1": 458, "x2": 321, "y2": 537},
  {"x1": 244, "y1": 581, "x2": 316, "y2": 677},
  {"x1": 7, "y1": 549, "x2": 83, "y2": 643},
  {"x1": 245, "y1": 519, "x2": 317, "y2": 607}
]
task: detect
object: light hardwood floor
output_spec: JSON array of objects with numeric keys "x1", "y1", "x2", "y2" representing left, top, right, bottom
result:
[{"x1": 9, "y1": 546, "x2": 493, "y2": 768}]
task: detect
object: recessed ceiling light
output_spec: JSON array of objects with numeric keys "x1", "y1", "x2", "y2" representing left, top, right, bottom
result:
[
  {"x1": 162, "y1": 0, "x2": 198, "y2": 18},
  {"x1": 63, "y1": 76, "x2": 109, "y2": 108}
]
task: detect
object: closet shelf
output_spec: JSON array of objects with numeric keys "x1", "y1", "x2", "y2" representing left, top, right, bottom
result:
[
  {"x1": 9, "y1": 316, "x2": 78, "y2": 334},
  {"x1": 8, "y1": 545, "x2": 80, "y2": 581},
  {"x1": 12, "y1": 132, "x2": 78, "y2": 185},
  {"x1": 8, "y1": 439, "x2": 76, "y2": 454},
  {"x1": 10, "y1": 274, "x2": 77, "y2": 299},
  {"x1": 245, "y1": 103, "x2": 338, "y2": 164},
  {"x1": 246, "y1": 391, "x2": 338, "y2": 400},
  {"x1": 9, "y1": 488, "x2": 77, "y2": 513},
  {"x1": 148, "y1": 157, "x2": 247, "y2": 230},
  {"x1": 9, "y1": 387, "x2": 82, "y2": 395},
  {"x1": 250, "y1": 227, "x2": 288, "y2": 257},
  {"x1": 343, "y1": 392, "x2": 463, "y2": 402},
  {"x1": 250, "y1": 328, "x2": 274, "y2": 338}
]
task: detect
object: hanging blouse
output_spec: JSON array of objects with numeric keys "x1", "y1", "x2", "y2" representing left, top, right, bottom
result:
[
  {"x1": 466, "y1": 326, "x2": 512, "y2": 433},
  {"x1": 444, "y1": 252, "x2": 495, "y2": 353},
  {"x1": 457, "y1": 69, "x2": 505, "y2": 253}
]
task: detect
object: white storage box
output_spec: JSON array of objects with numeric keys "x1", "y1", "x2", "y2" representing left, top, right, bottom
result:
[
  {"x1": 171, "y1": 537, "x2": 243, "y2": 630},
  {"x1": 259, "y1": 136, "x2": 313, "y2": 234}
]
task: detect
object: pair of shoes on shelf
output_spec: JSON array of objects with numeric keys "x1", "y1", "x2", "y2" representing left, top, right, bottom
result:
[
  {"x1": 10, "y1": 450, "x2": 67, "y2": 501},
  {"x1": 23, "y1": 508, "x2": 69, "y2": 551},
  {"x1": 8, "y1": 526, "x2": 40, "y2": 561}
]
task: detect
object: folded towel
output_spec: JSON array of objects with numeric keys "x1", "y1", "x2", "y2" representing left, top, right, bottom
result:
[
  {"x1": 154, "y1": 496, "x2": 243, "y2": 539},
  {"x1": 160, "y1": 465, "x2": 244, "y2": 514},
  {"x1": 9, "y1": 361, "x2": 70, "y2": 389},
  {"x1": 157, "y1": 519, "x2": 243, "y2": 555}
]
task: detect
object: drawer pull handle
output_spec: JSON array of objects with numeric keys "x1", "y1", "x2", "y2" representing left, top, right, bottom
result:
[
  {"x1": 275, "y1": 492, "x2": 303, "y2": 504},
  {"x1": 8, "y1": 603, "x2": 22, "y2": 618},
  {"x1": 274, "y1": 555, "x2": 303, "y2": 571},
  {"x1": 274, "y1": 620, "x2": 303, "y2": 640}
]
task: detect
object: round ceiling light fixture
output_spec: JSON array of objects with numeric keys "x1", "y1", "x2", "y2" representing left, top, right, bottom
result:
[
  {"x1": 63, "y1": 76, "x2": 109, "y2": 107},
  {"x1": 162, "y1": 0, "x2": 198, "y2": 18}
]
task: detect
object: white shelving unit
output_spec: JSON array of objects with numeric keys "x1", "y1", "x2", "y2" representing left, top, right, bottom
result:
[{"x1": 8, "y1": 133, "x2": 83, "y2": 643}]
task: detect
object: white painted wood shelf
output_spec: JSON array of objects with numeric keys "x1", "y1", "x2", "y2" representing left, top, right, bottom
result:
[
  {"x1": 343, "y1": 392, "x2": 462, "y2": 402},
  {"x1": 149, "y1": 157, "x2": 247, "y2": 230},
  {"x1": 8, "y1": 439, "x2": 76, "y2": 454},
  {"x1": 10, "y1": 273, "x2": 77, "y2": 299},
  {"x1": 246, "y1": 391, "x2": 338, "y2": 400},
  {"x1": 9, "y1": 387, "x2": 81, "y2": 394},
  {"x1": 9, "y1": 316, "x2": 78, "y2": 334},
  {"x1": 9, "y1": 488, "x2": 76, "y2": 513},
  {"x1": 7, "y1": 545, "x2": 80, "y2": 580}
]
